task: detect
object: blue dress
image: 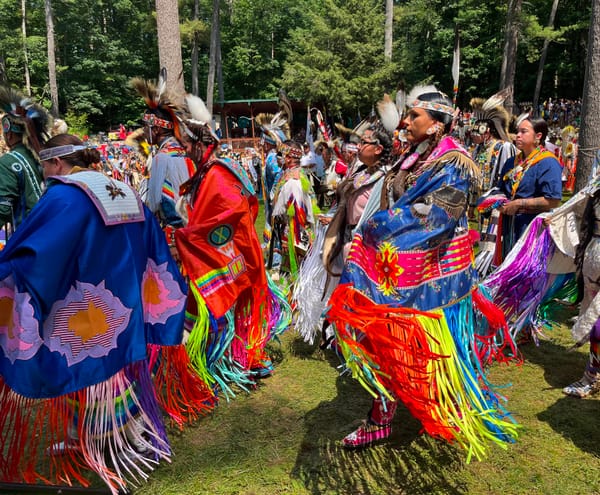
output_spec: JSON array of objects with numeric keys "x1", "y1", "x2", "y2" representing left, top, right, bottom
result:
[{"x1": 498, "y1": 153, "x2": 562, "y2": 250}]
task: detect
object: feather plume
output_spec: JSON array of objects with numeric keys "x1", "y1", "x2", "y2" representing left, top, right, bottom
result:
[
  {"x1": 130, "y1": 70, "x2": 186, "y2": 142},
  {"x1": 335, "y1": 122, "x2": 360, "y2": 143},
  {"x1": 395, "y1": 89, "x2": 406, "y2": 115},
  {"x1": 406, "y1": 84, "x2": 438, "y2": 106},
  {"x1": 516, "y1": 113, "x2": 530, "y2": 127},
  {"x1": 482, "y1": 88, "x2": 511, "y2": 112},
  {"x1": 130, "y1": 77, "x2": 158, "y2": 109},
  {"x1": 185, "y1": 94, "x2": 212, "y2": 124},
  {"x1": 352, "y1": 118, "x2": 372, "y2": 140},
  {"x1": 278, "y1": 89, "x2": 293, "y2": 124},
  {"x1": 377, "y1": 93, "x2": 400, "y2": 133},
  {"x1": 0, "y1": 85, "x2": 50, "y2": 155},
  {"x1": 255, "y1": 111, "x2": 290, "y2": 144},
  {"x1": 157, "y1": 67, "x2": 167, "y2": 101},
  {"x1": 452, "y1": 27, "x2": 460, "y2": 90},
  {"x1": 470, "y1": 90, "x2": 512, "y2": 142}
]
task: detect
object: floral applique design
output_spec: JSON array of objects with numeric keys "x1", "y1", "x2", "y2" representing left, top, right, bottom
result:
[
  {"x1": 0, "y1": 275, "x2": 42, "y2": 363},
  {"x1": 44, "y1": 281, "x2": 131, "y2": 366},
  {"x1": 142, "y1": 258, "x2": 185, "y2": 325},
  {"x1": 375, "y1": 242, "x2": 404, "y2": 296}
]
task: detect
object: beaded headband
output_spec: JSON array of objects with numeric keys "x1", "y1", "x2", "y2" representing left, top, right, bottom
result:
[
  {"x1": 410, "y1": 99, "x2": 455, "y2": 117},
  {"x1": 282, "y1": 146, "x2": 303, "y2": 159},
  {"x1": 39, "y1": 144, "x2": 86, "y2": 161},
  {"x1": 142, "y1": 113, "x2": 174, "y2": 129}
]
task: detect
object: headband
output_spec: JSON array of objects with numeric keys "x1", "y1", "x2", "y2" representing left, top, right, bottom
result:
[
  {"x1": 411, "y1": 99, "x2": 455, "y2": 117},
  {"x1": 142, "y1": 113, "x2": 174, "y2": 129},
  {"x1": 343, "y1": 143, "x2": 359, "y2": 153},
  {"x1": 39, "y1": 144, "x2": 86, "y2": 161},
  {"x1": 282, "y1": 146, "x2": 303, "y2": 159}
]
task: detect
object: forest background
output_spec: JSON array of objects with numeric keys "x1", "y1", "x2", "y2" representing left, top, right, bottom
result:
[{"x1": 0, "y1": 0, "x2": 590, "y2": 135}]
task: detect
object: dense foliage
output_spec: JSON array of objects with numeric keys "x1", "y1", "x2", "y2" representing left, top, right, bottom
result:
[{"x1": 0, "y1": 0, "x2": 590, "y2": 131}]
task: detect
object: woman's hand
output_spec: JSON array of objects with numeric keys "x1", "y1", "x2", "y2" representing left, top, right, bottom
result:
[{"x1": 499, "y1": 199, "x2": 523, "y2": 216}]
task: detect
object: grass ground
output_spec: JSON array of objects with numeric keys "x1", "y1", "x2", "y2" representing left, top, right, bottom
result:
[
  {"x1": 136, "y1": 323, "x2": 600, "y2": 495},
  {"x1": 130, "y1": 201, "x2": 600, "y2": 495}
]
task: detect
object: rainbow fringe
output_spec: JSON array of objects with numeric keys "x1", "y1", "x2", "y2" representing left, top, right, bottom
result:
[
  {"x1": 0, "y1": 353, "x2": 211, "y2": 494},
  {"x1": 327, "y1": 284, "x2": 520, "y2": 462}
]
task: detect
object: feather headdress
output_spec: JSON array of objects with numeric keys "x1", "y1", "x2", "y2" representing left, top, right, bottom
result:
[
  {"x1": 278, "y1": 89, "x2": 293, "y2": 126},
  {"x1": 130, "y1": 67, "x2": 185, "y2": 142},
  {"x1": 0, "y1": 85, "x2": 51, "y2": 157},
  {"x1": 407, "y1": 84, "x2": 439, "y2": 106},
  {"x1": 182, "y1": 93, "x2": 219, "y2": 143},
  {"x1": 470, "y1": 88, "x2": 512, "y2": 142},
  {"x1": 255, "y1": 112, "x2": 290, "y2": 145}
]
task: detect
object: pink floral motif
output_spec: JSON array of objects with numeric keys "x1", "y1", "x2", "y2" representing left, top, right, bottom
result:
[
  {"x1": 0, "y1": 275, "x2": 42, "y2": 363},
  {"x1": 142, "y1": 259, "x2": 185, "y2": 325},
  {"x1": 44, "y1": 280, "x2": 131, "y2": 366}
]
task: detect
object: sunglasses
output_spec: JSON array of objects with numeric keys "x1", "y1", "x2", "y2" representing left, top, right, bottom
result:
[{"x1": 360, "y1": 139, "x2": 379, "y2": 146}]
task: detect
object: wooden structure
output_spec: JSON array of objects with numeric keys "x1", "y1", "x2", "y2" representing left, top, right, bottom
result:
[{"x1": 212, "y1": 98, "x2": 308, "y2": 151}]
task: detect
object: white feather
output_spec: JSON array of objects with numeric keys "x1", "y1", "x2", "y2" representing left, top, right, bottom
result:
[
  {"x1": 377, "y1": 94, "x2": 400, "y2": 133},
  {"x1": 516, "y1": 112, "x2": 530, "y2": 127},
  {"x1": 482, "y1": 88, "x2": 511, "y2": 112},
  {"x1": 185, "y1": 94, "x2": 212, "y2": 124},
  {"x1": 270, "y1": 111, "x2": 288, "y2": 130},
  {"x1": 157, "y1": 67, "x2": 167, "y2": 101},
  {"x1": 406, "y1": 84, "x2": 438, "y2": 105},
  {"x1": 395, "y1": 89, "x2": 406, "y2": 112}
]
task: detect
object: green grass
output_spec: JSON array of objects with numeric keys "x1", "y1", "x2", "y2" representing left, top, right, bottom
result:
[{"x1": 134, "y1": 321, "x2": 600, "y2": 495}]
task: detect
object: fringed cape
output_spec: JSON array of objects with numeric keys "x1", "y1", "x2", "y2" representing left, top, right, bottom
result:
[
  {"x1": 327, "y1": 136, "x2": 520, "y2": 461},
  {"x1": 484, "y1": 178, "x2": 600, "y2": 343},
  {"x1": 0, "y1": 172, "x2": 212, "y2": 493},
  {"x1": 176, "y1": 158, "x2": 290, "y2": 398}
]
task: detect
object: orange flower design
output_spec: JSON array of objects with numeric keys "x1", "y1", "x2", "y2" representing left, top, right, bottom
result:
[{"x1": 375, "y1": 242, "x2": 404, "y2": 296}]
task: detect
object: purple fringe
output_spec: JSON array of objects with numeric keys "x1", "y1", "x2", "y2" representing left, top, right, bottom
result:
[
  {"x1": 483, "y1": 217, "x2": 555, "y2": 337},
  {"x1": 125, "y1": 360, "x2": 171, "y2": 458}
]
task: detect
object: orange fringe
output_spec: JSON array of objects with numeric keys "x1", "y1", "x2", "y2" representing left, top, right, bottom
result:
[
  {"x1": 328, "y1": 284, "x2": 456, "y2": 440},
  {"x1": 149, "y1": 344, "x2": 216, "y2": 428}
]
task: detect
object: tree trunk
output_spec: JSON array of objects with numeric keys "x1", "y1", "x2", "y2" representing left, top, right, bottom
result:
[
  {"x1": 384, "y1": 0, "x2": 393, "y2": 62},
  {"x1": 191, "y1": 0, "x2": 199, "y2": 96},
  {"x1": 216, "y1": 10, "x2": 224, "y2": 105},
  {"x1": 155, "y1": 0, "x2": 185, "y2": 98},
  {"x1": 21, "y1": 0, "x2": 31, "y2": 96},
  {"x1": 206, "y1": 0, "x2": 219, "y2": 112},
  {"x1": 0, "y1": 56, "x2": 6, "y2": 84},
  {"x1": 575, "y1": 0, "x2": 600, "y2": 192},
  {"x1": 532, "y1": 0, "x2": 560, "y2": 116},
  {"x1": 45, "y1": 0, "x2": 59, "y2": 117},
  {"x1": 499, "y1": 0, "x2": 523, "y2": 112}
]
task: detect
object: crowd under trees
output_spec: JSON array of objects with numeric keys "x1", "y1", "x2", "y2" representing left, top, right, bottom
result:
[{"x1": 0, "y1": 0, "x2": 591, "y2": 134}]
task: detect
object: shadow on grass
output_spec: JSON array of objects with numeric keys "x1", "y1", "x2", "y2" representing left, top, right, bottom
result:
[
  {"x1": 517, "y1": 322, "x2": 600, "y2": 459},
  {"x1": 537, "y1": 396, "x2": 600, "y2": 458},
  {"x1": 291, "y1": 370, "x2": 468, "y2": 495},
  {"x1": 519, "y1": 337, "x2": 588, "y2": 389}
]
